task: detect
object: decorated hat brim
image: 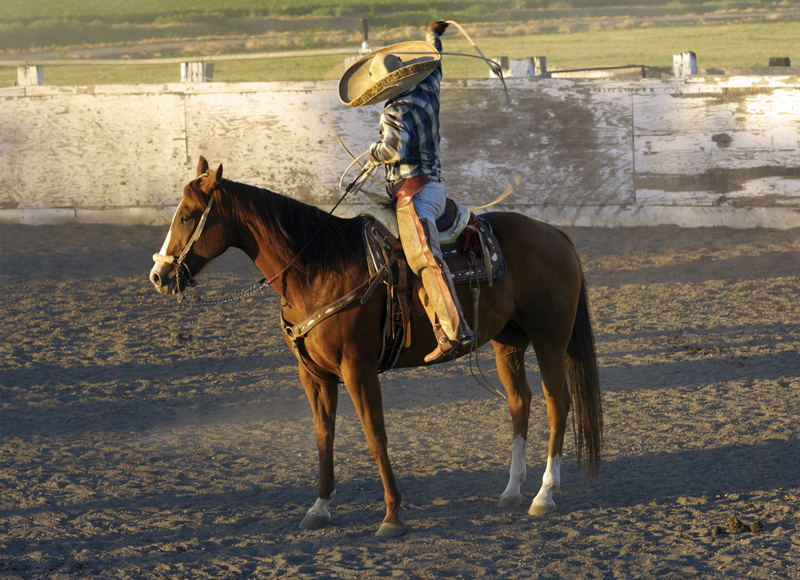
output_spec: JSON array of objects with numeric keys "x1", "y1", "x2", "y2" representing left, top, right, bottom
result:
[{"x1": 339, "y1": 41, "x2": 441, "y2": 108}]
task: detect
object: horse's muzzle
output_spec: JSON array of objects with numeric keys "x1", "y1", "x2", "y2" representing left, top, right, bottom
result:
[
  {"x1": 150, "y1": 261, "x2": 197, "y2": 296},
  {"x1": 150, "y1": 262, "x2": 177, "y2": 294}
]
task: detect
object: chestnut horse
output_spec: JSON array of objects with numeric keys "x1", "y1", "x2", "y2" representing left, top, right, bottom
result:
[{"x1": 149, "y1": 157, "x2": 602, "y2": 537}]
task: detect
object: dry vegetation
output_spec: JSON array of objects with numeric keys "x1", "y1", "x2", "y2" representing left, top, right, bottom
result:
[
  {"x1": 1, "y1": 2, "x2": 799, "y2": 84},
  {"x1": 3, "y1": 0, "x2": 800, "y2": 54},
  {"x1": 2, "y1": 17, "x2": 799, "y2": 86},
  {"x1": 0, "y1": 0, "x2": 800, "y2": 86}
]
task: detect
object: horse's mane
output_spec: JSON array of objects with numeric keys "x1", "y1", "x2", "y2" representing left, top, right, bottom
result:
[{"x1": 187, "y1": 178, "x2": 364, "y2": 279}]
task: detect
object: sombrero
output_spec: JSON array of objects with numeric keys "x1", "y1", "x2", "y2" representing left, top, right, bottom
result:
[{"x1": 339, "y1": 41, "x2": 441, "y2": 108}]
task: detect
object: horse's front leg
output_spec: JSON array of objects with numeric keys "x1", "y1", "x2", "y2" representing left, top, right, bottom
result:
[
  {"x1": 341, "y1": 364, "x2": 405, "y2": 537},
  {"x1": 298, "y1": 365, "x2": 340, "y2": 530}
]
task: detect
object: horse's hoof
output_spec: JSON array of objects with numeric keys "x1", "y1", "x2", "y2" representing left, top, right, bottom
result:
[
  {"x1": 528, "y1": 499, "x2": 556, "y2": 516},
  {"x1": 299, "y1": 512, "x2": 330, "y2": 530},
  {"x1": 375, "y1": 522, "x2": 406, "y2": 537},
  {"x1": 497, "y1": 494, "x2": 522, "y2": 508}
]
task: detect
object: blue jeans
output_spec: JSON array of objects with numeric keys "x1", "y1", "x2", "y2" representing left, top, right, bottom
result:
[{"x1": 410, "y1": 181, "x2": 446, "y2": 223}]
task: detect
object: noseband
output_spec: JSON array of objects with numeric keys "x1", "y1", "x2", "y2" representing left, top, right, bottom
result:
[{"x1": 152, "y1": 196, "x2": 215, "y2": 300}]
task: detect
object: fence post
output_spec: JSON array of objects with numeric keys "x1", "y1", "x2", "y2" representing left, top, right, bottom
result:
[
  {"x1": 489, "y1": 57, "x2": 509, "y2": 78},
  {"x1": 768, "y1": 57, "x2": 791, "y2": 67},
  {"x1": 511, "y1": 58, "x2": 534, "y2": 78},
  {"x1": 490, "y1": 57, "x2": 547, "y2": 78},
  {"x1": 181, "y1": 62, "x2": 212, "y2": 83},
  {"x1": 344, "y1": 19, "x2": 378, "y2": 68},
  {"x1": 360, "y1": 18, "x2": 370, "y2": 52},
  {"x1": 17, "y1": 65, "x2": 43, "y2": 86},
  {"x1": 673, "y1": 52, "x2": 697, "y2": 78},
  {"x1": 533, "y1": 56, "x2": 547, "y2": 77},
  {"x1": 490, "y1": 57, "x2": 544, "y2": 78}
]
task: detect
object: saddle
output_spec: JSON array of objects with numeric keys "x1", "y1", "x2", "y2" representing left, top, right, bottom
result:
[
  {"x1": 362, "y1": 198, "x2": 468, "y2": 245},
  {"x1": 362, "y1": 200, "x2": 506, "y2": 371},
  {"x1": 280, "y1": 199, "x2": 506, "y2": 379}
]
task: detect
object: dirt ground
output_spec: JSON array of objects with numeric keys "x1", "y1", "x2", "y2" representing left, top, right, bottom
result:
[{"x1": 1, "y1": 222, "x2": 799, "y2": 579}]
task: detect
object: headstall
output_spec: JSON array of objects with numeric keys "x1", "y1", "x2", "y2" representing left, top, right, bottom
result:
[{"x1": 152, "y1": 195, "x2": 215, "y2": 299}]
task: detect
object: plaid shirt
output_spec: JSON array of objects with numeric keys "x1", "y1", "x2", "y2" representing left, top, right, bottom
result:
[{"x1": 369, "y1": 32, "x2": 443, "y2": 183}]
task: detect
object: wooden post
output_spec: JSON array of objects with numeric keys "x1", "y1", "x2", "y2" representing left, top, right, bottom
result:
[
  {"x1": 181, "y1": 62, "x2": 212, "y2": 83},
  {"x1": 489, "y1": 57, "x2": 509, "y2": 79},
  {"x1": 345, "y1": 19, "x2": 377, "y2": 67},
  {"x1": 490, "y1": 57, "x2": 545, "y2": 78},
  {"x1": 768, "y1": 57, "x2": 791, "y2": 67},
  {"x1": 673, "y1": 52, "x2": 697, "y2": 78},
  {"x1": 511, "y1": 58, "x2": 535, "y2": 78},
  {"x1": 533, "y1": 56, "x2": 547, "y2": 77},
  {"x1": 360, "y1": 19, "x2": 370, "y2": 51},
  {"x1": 17, "y1": 65, "x2": 43, "y2": 86}
]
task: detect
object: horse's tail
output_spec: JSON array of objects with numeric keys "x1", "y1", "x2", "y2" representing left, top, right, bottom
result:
[{"x1": 566, "y1": 274, "x2": 603, "y2": 479}]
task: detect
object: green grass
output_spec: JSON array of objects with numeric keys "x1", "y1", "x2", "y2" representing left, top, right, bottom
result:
[
  {"x1": 0, "y1": 54, "x2": 353, "y2": 85},
  {"x1": 443, "y1": 20, "x2": 800, "y2": 73},
  {"x1": 2, "y1": 0, "x2": 796, "y2": 52},
  {"x1": 2, "y1": 20, "x2": 797, "y2": 86},
  {"x1": 3, "y1": 1, "x2": 780, "y2": 22}
]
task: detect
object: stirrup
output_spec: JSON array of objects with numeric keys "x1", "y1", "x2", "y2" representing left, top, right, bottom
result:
[
  {"x1": 424, "y1": 334, "x2": 475, "y2": 364},
  {"x1": 459, "y1": 334, "x2": 476, "y2": 349}
]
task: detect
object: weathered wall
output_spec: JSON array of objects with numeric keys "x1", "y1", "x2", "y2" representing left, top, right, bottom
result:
[{"x1": 1, "y1": 76, "x2": 799, "y2": 228}]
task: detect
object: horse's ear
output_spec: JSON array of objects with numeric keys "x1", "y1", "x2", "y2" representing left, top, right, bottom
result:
[
  {"x1": 197, "y1": 156, "x2": 209, "y2": 177},
  {"x1": 198, "y1": 163, "x2": 223, "y2": 194}
]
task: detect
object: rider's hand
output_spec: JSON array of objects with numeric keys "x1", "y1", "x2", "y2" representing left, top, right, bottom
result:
[{"x1": 428, "y1": 21, "x2": 449, "y2": 36}]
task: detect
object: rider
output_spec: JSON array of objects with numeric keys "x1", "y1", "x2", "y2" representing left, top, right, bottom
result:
[{"x1": 339, "y1": 20, "x2": 474, "y2": 363}]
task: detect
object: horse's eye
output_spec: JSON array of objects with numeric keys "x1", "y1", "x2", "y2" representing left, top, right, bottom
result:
[{"x1": 180, "y1": 215, "x2": 189, "y2": 224}]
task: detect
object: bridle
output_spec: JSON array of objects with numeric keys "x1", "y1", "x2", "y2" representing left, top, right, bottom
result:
[
  {"x1": 153, "y1": 162, "x2": 367, "y2": 304},
  {"x1": 152, "y1": 195, "x2": 214, "y2": 302}
]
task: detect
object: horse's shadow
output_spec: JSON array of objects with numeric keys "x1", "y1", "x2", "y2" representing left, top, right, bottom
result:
[
  {"x1": 598, "y1": 348, "x2": 798, "y2": 392},
  {"x1": 322, "y1": 437, "x2": 799, "y2": 527},
  {"x1": 563, "y1": 437, "x2": 798, "y2": 508},
  {"x1": 5, "y1": 436, "x2": 796, "y2": 575}
]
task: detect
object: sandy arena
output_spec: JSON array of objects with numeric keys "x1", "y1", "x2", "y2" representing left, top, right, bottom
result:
[{"x1": 1, "y1": 222, "x2": 799, "y2": 579}]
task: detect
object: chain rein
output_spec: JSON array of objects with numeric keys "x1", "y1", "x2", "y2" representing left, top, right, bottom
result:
[
  {"x1": 155, "y1": 164, "x2": 373, "y2": 307},
  {"x1": 184, "y1": 277, "x2": 271, "y2": 305},
  {"x1": 152, "y1": 191, "x2": 275, "y2": 306}
]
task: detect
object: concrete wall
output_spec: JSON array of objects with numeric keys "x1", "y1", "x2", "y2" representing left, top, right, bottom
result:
[{"x1": 2, "y1": 75, "x2": 799, "y2": 228}]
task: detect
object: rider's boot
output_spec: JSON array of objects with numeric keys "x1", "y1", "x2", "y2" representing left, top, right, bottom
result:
[
  {"x1": 395, "y1": 198, "x2": 474, "y2": 363},
  {"x1": 420, "y1": 259, "x2": 475, "y2": 363}
]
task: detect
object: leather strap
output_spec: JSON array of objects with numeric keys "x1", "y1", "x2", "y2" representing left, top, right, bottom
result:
[
  {"x1": 284, "y1": 265, "x2": 390, "y2": 340},
  {"x1": 369, "y1": 221, "x2": 412, "y2": 348}
]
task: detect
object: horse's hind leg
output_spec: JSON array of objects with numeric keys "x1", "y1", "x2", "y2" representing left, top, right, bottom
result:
[
  {"x1": 298, "y1": 365, "x2": 340, "y2": 530},
  {"x1": 528, "y1": 342, "x2": 570, "y2": 516},
  {"x1": 492, "y1": 325, "x2": 532, "y2": 508}
]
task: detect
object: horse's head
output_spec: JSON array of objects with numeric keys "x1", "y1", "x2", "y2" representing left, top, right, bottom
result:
[{"x1": 149, "y1": 156, "x2": 231, "y2": 296}]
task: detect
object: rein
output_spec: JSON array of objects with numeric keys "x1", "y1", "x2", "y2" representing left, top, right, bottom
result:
[
  {"x1": 160, "y1": 164, "x2": 373, "y2": 305},
  {"x1": 251, "y1": 161, "x2": 372, "y2": 290}
]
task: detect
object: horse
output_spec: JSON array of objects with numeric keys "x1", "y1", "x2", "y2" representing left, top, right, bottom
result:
[{"x1": 149, "y1": 157, "x2": 603, "y2": 537}]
